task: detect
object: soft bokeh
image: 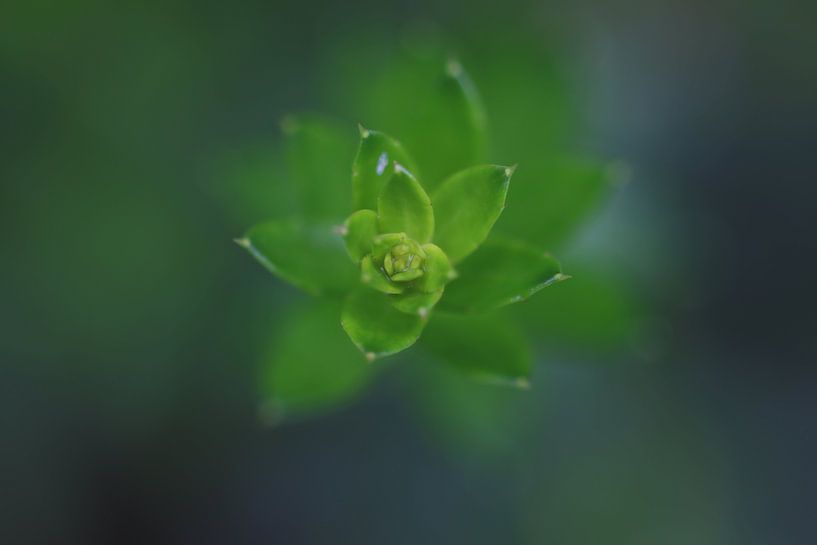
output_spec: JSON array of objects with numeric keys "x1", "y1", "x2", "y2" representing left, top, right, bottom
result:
[{"x1": 2, "y1": 0, "x2": 815, "y2": 543}]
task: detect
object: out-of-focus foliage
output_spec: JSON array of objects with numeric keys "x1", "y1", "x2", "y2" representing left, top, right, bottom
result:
[
  {"x1": 282, "y1": 114, "x2": 357, "y2": 221},
  {"x1": 421, "y1": 311, "x2": 532, "y2": 386},
  {"x1": 260, "y1": 300, "x2": 374, "y2": 419}
]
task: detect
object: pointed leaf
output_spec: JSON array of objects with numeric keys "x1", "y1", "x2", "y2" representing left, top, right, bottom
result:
[
  {"x1": 360, "y1": 255, "x2": 403, "y2": 294},
  {"x1": 341, "y1": 289, "x2": 425, "y2": 359},
  {"x1": 439, "y1": 238, "x2": 566, "y2": 313},
  {"x1": 432, "y1": 165, "x2": 513, "y2": 263},
  {"x1": 389, "y1": 288, "x2": 443, "y2": 317},
  {"x1": 240, "y1": 220, "x2": 356, "y2": 296},
  {"x1": 377, "y1": 164, "x2": 434, "y2": 242},
  {"x1": 420, "y1": 312, "x2": 531, "y2": 386},
  {"x1": 353, "y1": 127, "x2": 419, "y2": 210},
  {"x1": 259, "y1": 300, "x2": 373, "y2": 419},
  {"x1": 416, "y1": 243, "x2": 452, "y2": 293},
  {"x1": 343, "y1": 209, "x2": 378, "y2": 262},
  {"x1": 282, "y1": 114, "x2": 356, "y2": 221}
]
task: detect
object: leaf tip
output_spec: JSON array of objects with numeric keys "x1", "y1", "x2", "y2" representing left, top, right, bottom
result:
[
  {"x1": 417, "y1": 307, "x2": 430, "y2": 320},
  {"x1": 333, "y1": 224, "x2": 349, "y2": 237},
  {"x1": 358, "y1": 123, "x2": 371, "y2": 139},
  {"x1": 554, "y1": 273, "x2": 572, "y2": 283},
  {"x1": 446, "y1": 57, "x2": 463, "y2": 77},
  {"x1": 505, "y1": 164, "x2": 518, "y2": 178},
  {"x1": 393, "y1": 161, "x2": 409, "y2": 175},
  {"x1": 514, "y1": 377, "x2": 531, "y2": 389},
  {"x1": 365, "y1": 351, "x2": 377, "y2": 363},
  {"x1": 234, "y1": 237, "x2": 250, "y2": 249}
]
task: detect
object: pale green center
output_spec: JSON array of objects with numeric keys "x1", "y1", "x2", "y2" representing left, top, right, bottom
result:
[{"x1": 383, "y1": 242, "x2": 425, "y2": 282}]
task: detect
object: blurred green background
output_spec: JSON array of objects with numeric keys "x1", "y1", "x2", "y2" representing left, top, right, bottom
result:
[{"x1": 2, "y1": 0, "x2": 816, "y2": 543}]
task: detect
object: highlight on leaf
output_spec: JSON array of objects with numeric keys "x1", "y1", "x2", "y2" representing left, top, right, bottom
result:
[{"x1": 353, "y1": 127, "x2": 419, "y2": 211}]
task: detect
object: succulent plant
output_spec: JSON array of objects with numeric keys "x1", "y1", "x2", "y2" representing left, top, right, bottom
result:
[
  {"x1": 238, "y1": 119, "x2": 567, "y2": 358},
  {"x1": 233, "y1": 56, "x2": 606, "y2": 417}
]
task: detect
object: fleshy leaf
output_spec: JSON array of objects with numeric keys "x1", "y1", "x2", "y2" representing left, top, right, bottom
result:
[
  {"x1": 432, "y1": 165, "x2": 513, "y2": 263},
  {"x1": 389, "y1": 288, "x2": 443, "y2": 317},
  {"x1": 240, "y1": 220, "x2": 357, "y2": 296},
  {"x1": 353, "y1": 127, "x2": 420, "y2": 210},
  {"x1": 360, "y1": 255, "x2": 403, "y2": 294},
  {"x1": 281, "y1": 114, "x2": 356, "y2": 221},
  {"x1": 377, "y1": 164, "x2": 434, "y2": 243},
  {"x1": 259, "y1": 300, "x2": 373, "y2": 420},
  {"x1": 439, "y1": 238, "x2": 566, "y2": 313},
  {"x1": 341, "y1": 289, "x2": 425, "y2": 359},
  {"x1": 416, "y1": 243, "x2": 452, "y2": 293},
  {"x1": 420, "y1": 312, "x2": 531, "y2": 386},
  {"x1": 343, "y1": 209, "x2": 378, "y2": 262}
]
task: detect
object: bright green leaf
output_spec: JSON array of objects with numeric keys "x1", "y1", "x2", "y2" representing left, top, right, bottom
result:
[
  {"x1": 377, "y1": 164, "x2": 434, "y2": 243},
  {"x1": 389, "y1": 288, "x2": 443, "y2": 317},
  {"x1": 439, "y1": 238, "x2": 566, "y2": 313},
  {"x1": 420, "y1": 311, "x2": 531, "y2": 386},
  {"x1": 343, "y1": 209, "x2": 378, "y2": 262},
  {"x1": 240, "y1": 219, "x2": 357, "y2": 296},
  {"x1": 416, "y1": 243, "x2": 452, "y2": 293},
  {"x1": 259, "y1": 300, "x2": 373, "y2": 419},
  {"x1": 432, "y1": 164, "x2": 513, "y2": 263},
  {"x1": 341, "y1": 289, "x2": 425, "y2": 359},
  {"x1": 352, "y1": 127, "x2": 419, "y2": 210},
  {"x1": 360, "y1": 255, "x2": 403, "y2": 294},
  {"x1": 282, "y1": 114, "x2": 356, "y2": 221}
]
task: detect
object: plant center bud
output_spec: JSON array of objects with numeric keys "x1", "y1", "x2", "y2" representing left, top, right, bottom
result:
[{"x1": 382, "y1": 241, "x2": 425, "y2": 282}]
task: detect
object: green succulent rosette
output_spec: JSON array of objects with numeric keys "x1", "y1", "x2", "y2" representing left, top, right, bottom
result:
[{"x1": 233, "y1": 58, "x2": 604, "y2": 419}]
